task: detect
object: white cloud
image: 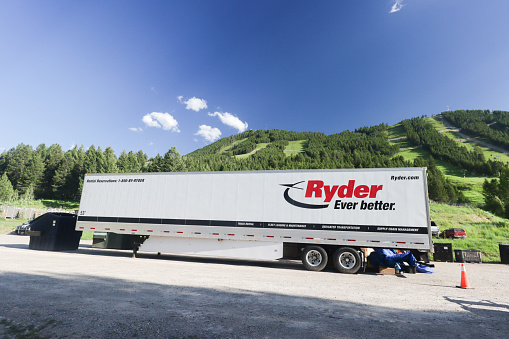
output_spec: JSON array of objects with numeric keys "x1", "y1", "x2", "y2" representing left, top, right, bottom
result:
[
  {"x1": 129, "y1": 127, "x2": 143, "y2": 132},
  {"x1": 208, "y1": 112, "x2": 248, "y2": 133},
  {"x1": 178, "y1": 96, "x2": 208, "y2": 112},
  {"x1": 195, "y1": 125, "x2": 222, "y2": 142},
  {"x1": 390, "y1": 0, "x2": 404, "y2": 13},
  {"x1": 142, "y1": 112, "x2": 180, "y2": 132}
]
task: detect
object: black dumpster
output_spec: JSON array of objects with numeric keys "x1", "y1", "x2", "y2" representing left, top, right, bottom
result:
[
  {"x1": 28, "y1": 213, "x2": 82, "y2": 251},
  {"x1": 500, "y1": 244, "x2": 509, "y2": 264},
  {"x1": 454, "y1": 249, "x2": 482, "y2": 263},
  {"x1": 433, "y1": 243, "x2": 453, "y2": 262}
]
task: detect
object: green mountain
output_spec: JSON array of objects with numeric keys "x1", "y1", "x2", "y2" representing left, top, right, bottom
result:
[
  {"x1": 1, "y1": 110, "x2": 509, "y2": 207},
  {"x1": 184, "y1": 111, "x2": 509, "y2": 205}
]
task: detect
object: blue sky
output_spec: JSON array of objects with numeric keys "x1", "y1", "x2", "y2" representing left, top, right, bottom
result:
[{"x1": 1, "y1": 0, "x2": 509, "y2": 158}]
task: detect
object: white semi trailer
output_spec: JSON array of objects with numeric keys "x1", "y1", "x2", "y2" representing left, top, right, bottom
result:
[{"x1": 76, "y1": 168, "x2": 432, "y2": 274}]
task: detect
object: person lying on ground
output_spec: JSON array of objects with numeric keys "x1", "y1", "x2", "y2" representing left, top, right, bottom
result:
[{"x1": 371, "y1": 248, "x2": 417, "y2": 267}]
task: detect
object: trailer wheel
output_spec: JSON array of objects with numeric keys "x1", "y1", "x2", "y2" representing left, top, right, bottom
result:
[
  {"x1": 301, "y1": 246, "x2": 328, "y2": 271},
  {"x1": 333, "y1": 247, "x2": 361, "y2": 274}
]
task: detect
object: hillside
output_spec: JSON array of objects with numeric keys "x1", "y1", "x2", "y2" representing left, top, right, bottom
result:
[
  {"x1": 1, "y1": 110, "x2": 509, "y2": 206},
  {"x1": 429, "y1": 202, "x2": 509, "y2": 262},
  {"x1": 186, "y1": 111, "x2": 509, "y2": 205}
]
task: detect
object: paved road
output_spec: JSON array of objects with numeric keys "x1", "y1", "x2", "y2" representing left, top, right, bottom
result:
[{"x1": 1, "y1": 234, "x2": 508, "y2": 338}]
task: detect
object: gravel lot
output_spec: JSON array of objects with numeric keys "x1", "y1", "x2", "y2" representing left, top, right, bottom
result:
[{"x1": 1, "y1": 234, "x2": 508, "y2": 338}]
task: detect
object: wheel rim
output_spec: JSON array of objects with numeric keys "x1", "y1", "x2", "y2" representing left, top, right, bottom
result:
[
  {"x1": 338, "y1": 252, "x2": 356, "y2": 269},
  {"x1": 306, "y1": 250, "x2": 323, "y2": 267}
]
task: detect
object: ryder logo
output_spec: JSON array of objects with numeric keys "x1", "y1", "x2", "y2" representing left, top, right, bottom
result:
[
  {"x1": 281, "y1": 180, "x2": 384, "y2": 210},
  {"x1": 280, "y1": 181, "x2": 329, "y2": 209}
]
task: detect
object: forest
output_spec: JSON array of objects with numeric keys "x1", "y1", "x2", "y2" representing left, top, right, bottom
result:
[
  {"x1": 1, "y1": 114, "x2": 508, "y2": 211},
  {"x1": 442, "y1": 110, "x2": 509, "y2": 150},
  {"x1": 401, "y1": 116, "x2": 505, "y2": 176}
]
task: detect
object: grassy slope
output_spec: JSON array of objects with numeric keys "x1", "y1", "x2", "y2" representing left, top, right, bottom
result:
[
  {"x1": 389, "y1": 118, "x2": 507, "y2": 204},
  {"x1": 427, "y1": 116, "x2": 509, "y2": 203},
  {"x1": 283, "y1": 140, "x2": 307, "y2": 157},
  {"x1": 218, "y1": 138, "x2": 248, "y2": 153},
  {"x1": 430, "y1": 202, "x2": 509, "y2": 262},
  {"x1": 428, "y1": 117, "x2": 509, "y2": 163},
  {"x1": 217, "y1": 137, "x2": 269, "y2": 158},
  {"x1": 234, "y1": 139, "x2": 308, "y2": 158},
  {"x1": 235, "y1": 142, "x2": 270, "y2": 159}
]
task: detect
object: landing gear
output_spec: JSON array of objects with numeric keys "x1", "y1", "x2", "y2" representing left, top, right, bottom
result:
[{"x1": 130, "y1": 235, "x2": 149, "y2": 258}]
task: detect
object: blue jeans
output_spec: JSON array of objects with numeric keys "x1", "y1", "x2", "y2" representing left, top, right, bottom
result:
[{"x1": 385, "y1": 251, "x2": 417, "y2": 266}]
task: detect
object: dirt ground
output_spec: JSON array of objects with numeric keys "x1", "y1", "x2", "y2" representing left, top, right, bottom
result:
[{"x1": 1, "y1": 234, "x2": 508, "y2": 338}]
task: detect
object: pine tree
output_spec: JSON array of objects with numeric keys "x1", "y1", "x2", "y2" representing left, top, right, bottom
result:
[
  {"x1": 71, "y1": 146, "x2": 87, "y2": 198},
  {"x1": 136, "y1": 150, "x2": 148, "y2": 170},
  {"x1": 482, "y1": 168, "x2": 509, "y2": 217},
  {"x1": 117, "y1": 150, "x2": 145, "y2": 173},
  {"x1": 19, "y1": 152, "x2": 45, "y2": 197},
  {"x1": 0, "y1": 173, "x2": 15, "y2": 202},
  {"x1": 483, "y1": 178, "x2": 504, "y2": 216},
  {"x1": 84, "y1": 145, "x2": 99, "y2": 173},
  {"x1": 52, "y1": 150, "x2": 75, "y2": 200},
  {"x1": 161, "y1": 147, "x2": 185, "y2": 172},
  {"x1": 117, "y1": 151, "x2": 129, "y2": 173},
  {"x1": 146, "y1": 154, "x2": 163, "y2": 172},
  {"x1": 40, "y1": 144, "x2": 64, "y2": 198},
  {"x1": 4, "y1": 143, "x2": 33, "y2": 193},
  {"x1": 101, "y1": 147, "x2": 118, "y2": 173},
  {"x1": 426, "y1": 156, "x2": 448, "y2": 202}
]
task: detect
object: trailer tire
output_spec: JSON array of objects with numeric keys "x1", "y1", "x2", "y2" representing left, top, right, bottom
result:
[
  {"x1": 333, "y1": 247, "x2": 361, "y2": 274},
  {"x1": 301, "y1": 246, "x2": 328, "y2": 271}
]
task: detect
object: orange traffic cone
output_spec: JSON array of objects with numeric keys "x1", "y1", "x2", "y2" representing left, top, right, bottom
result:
[{"x1": 456, "y1": 263, "x2": 472, "y2": 289}]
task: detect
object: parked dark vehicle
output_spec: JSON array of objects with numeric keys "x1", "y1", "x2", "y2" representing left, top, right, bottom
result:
[
  {"x1": 15, "y1": 220, "x2": 33, "y2": 235},
  {"x1": 439, "y1": 228, "x2": 467, "y2": 239},
  {"x1": 430, "y1": 220, "x2": 439, "y2": 236}
]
